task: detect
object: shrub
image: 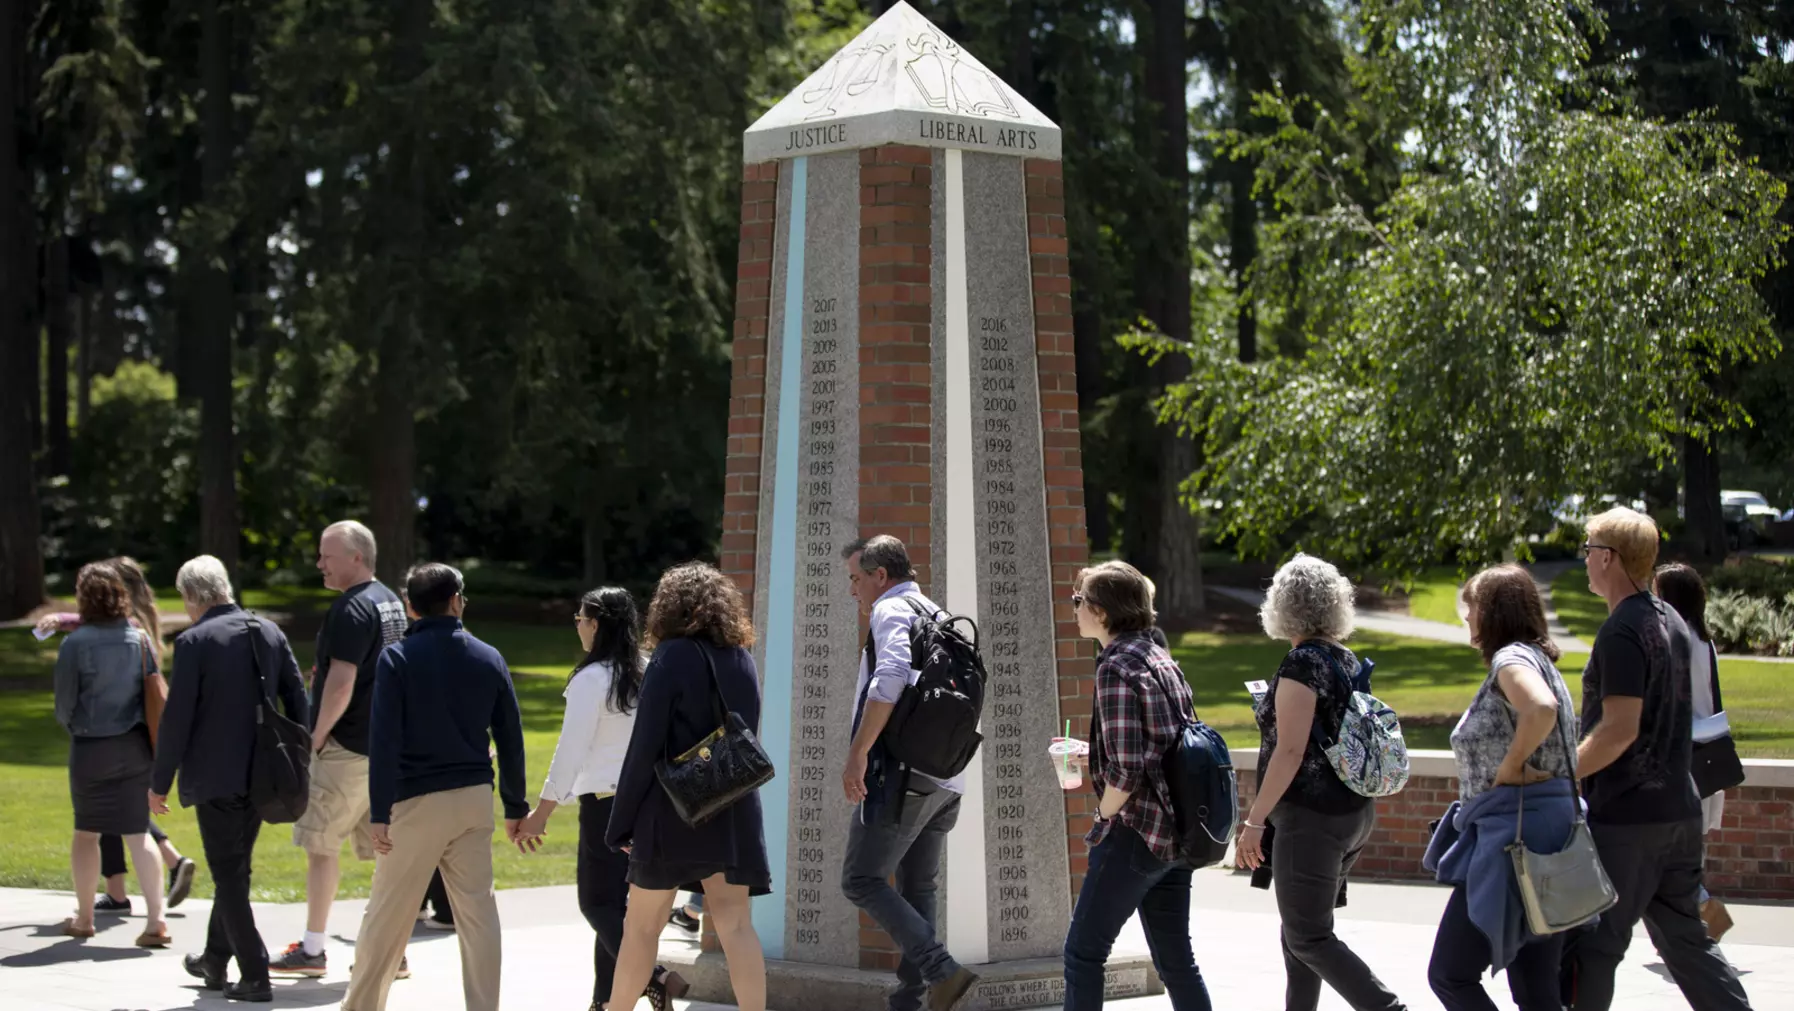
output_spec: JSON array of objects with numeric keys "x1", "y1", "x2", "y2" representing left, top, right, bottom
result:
[
  {"x1": 1707, "y1": 558, "x2": 1794, "y2": 602},
  {"x1": 1706, "y1": 590, "x2": 1794, "y2": 656}
]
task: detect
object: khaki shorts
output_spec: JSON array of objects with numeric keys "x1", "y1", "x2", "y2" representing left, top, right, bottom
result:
[{"x1": 292, "y1": 741, "x2": 375, "y2": 861}]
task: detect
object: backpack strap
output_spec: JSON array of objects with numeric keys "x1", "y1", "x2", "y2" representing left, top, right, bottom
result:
[{"x1": 1294, "y1": 642, "x2": 1353, "y2": 750}]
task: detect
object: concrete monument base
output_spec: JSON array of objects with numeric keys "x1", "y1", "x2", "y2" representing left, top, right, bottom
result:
[{"x1": 660, "y1": 949, "x2": 1164, "y2": 1011}]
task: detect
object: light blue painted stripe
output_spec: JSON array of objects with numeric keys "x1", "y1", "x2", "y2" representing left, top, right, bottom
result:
[{"x1": 754, "y1": 155, "x2": 806, "y2": 958}]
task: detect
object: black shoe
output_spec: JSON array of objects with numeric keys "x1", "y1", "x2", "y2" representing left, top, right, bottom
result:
[
  {"x1": 928, "y1": 968, "x2": 978, "y2": 1011},
  {"x1": 183, "y1": 953, "x2": 226, "y2": 990},
  {"x1": 94, "y1": 894, "x2": 132, "y2": 914},
  {"x1": 269, "y1": 941, "x2": 327, "y2": 977},
  {"x1": 644, "y1": 967, "x2": 689, "y2": 1011},
  {"x1": 166, "y1": 857, "x2": 197, "y2": 909},
  {"x1": 225, "y1": 979, "x2": 273, "y2": 1003},
  {"x1": 668, "y1": 908, "x2": 700, "y2": 934}
]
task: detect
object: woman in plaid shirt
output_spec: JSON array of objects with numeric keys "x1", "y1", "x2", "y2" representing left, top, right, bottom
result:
[{"x1": 1061, "y1": 561, "x2": 1212, "y2": 1011}]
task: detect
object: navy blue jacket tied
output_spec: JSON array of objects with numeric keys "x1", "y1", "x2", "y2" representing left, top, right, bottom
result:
[{"x1": 1422, "y1": 779, "x2": 1578, "y2": 973}]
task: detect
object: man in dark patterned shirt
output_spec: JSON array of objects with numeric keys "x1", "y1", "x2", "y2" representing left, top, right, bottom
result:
[{"x1": 1064, "y1": 561, "x2": 1211, "y2": 1011}]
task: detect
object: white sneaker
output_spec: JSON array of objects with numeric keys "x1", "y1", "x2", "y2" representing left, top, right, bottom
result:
[{"x1": 420, "y1": 916, "x2": 456, "y2": 932}]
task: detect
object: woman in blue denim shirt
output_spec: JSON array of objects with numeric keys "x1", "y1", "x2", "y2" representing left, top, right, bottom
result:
[{"x1": 52, "y1": 562, "x2": 169, "y2": 945}]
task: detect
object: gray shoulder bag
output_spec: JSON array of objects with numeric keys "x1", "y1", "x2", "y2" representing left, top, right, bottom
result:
[{"x1": 1508, "y1": 669, "x2": 1617, "y2": 934}]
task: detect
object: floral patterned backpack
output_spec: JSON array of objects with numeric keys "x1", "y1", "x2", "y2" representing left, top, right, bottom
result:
[{"x1": 1302, "y1": 644, "x2": 1410, "y2": 798}]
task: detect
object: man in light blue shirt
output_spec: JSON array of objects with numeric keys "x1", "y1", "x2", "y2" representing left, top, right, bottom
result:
[{"x1": 839, "y1": 535, "x2": 977, "y2": 1011}]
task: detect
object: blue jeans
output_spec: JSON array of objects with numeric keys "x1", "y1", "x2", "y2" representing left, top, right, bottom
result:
[
  {"x1": 842, "y1": 782, "x2": 963, "y2": 1011},
  {"x1": 1064, "y1": 823, "x2": 1211, "y2": 1011}
]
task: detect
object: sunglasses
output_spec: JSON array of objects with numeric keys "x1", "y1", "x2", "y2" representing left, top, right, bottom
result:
[
  {"x1": 1578, "y1": 543, "x2": 1617, "y2": 561},
  {"x1": 1071, "y1": 593, "x2": 1085, "y2": 609}
]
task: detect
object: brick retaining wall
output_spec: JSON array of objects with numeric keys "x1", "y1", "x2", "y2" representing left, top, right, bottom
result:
[{"x1": 1231, "y1": 750, "x2": 1794, "y2": 901}]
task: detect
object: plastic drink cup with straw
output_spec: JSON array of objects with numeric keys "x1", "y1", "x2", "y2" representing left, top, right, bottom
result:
[{"x1": 1048, "y1": 718, "x2": 1089, "y2": 791}]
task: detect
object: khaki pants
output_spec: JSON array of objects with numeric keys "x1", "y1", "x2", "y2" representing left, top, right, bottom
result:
[{"x1": 343, "y1": 785, "x2": 501, "y2": 1011}]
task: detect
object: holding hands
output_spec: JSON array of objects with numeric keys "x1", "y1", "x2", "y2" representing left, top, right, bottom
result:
[{"x1": 512, "y1": 802, "x2": 554, "y2": 853}]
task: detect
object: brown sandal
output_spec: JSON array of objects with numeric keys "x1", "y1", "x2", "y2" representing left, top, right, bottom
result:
[
  {"x1": 60, "y1": 918, "x2": 95, "y2": 939},
  {"x1": 135, "y1": 926, "x2": 172, "y2": 948}
]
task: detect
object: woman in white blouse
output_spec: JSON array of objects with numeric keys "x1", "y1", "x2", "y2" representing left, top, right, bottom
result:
[{"x1": 517, "y1": 587, "x2": 679, "y2": 1010}]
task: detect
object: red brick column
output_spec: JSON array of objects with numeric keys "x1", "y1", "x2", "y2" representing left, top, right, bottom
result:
[
  {"x1": 1025, "y1": 158, "x2": 1098, "y2": 903},
  {"x1": 855, "y1": 144, "x2": 936, "y2": 971},
  {"x1": 856, "y1": 144, "x2": 936, "y2": 592},
  {"x1": 721, "y1": 161, "x2": 780, "y2": 609},
  {"x1": 709, "y1": 160, "x2": 778, "y2": 957}
]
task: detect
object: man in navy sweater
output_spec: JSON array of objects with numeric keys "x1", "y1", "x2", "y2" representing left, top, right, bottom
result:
[{"x1": 341, "y1": 563, "x2": 529, "y2": 1011}]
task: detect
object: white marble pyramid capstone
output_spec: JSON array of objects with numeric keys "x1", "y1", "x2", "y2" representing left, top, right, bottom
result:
[{"x1": 744, "y1": 0, "x2": 1062, "y2": 163}]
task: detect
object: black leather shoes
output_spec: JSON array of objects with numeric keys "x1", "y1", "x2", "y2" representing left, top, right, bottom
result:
[
  {"x1": 182, "y1": 953, "x2": 225, "y2": 991},
  {"x1": 225, "y1": 979, "x2": 273, "y2": 1003}
]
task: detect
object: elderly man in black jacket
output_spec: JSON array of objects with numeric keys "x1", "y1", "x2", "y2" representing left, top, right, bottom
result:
[{"x1": 149, "y1": 555, "x2": 308, "y2": 1003}]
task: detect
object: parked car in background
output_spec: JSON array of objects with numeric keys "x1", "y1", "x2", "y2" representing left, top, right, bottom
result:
[{"x1": 1722, "y1": 490, "x2": 1780, "y2": 548}]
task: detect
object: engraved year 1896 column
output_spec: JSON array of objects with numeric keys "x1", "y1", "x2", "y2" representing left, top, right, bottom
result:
[{"x1": 717, "y1": 4, "x2": 1163, "y2": 1008}]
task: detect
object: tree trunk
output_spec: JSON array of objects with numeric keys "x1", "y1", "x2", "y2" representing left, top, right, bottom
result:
[
  {"x1": 45, "y1": 237, "x2": 70, "y2": 474},
  {"x1": 1072, "y1": 292, "x2": 1111, "y2": 555},
  {"x1": 370, "y1": 319, "x2": 417, "y2": 587},
  {"x1": 583, "y1": 509, "x2": 609, "y2": 586},
  {"x1": 194, "y1": 0, "x2": 239, "y2": 578},
  {"x1": 1142, "y1": 0, "x2": 1203, "y2": 626},
  {"x1": 75, "y1": 289, "x2": 92, "y2": 428},
  {"x1": 365, "y1": 0, "x2": 431, "y2": 588},
  {"x1": 1229, "y1": 103, "x2": 1260, "y2": 363},
  {"x1": 0, "y1": 0, "x2": 45, "y2": 618},
  {"x1": 1683, "y1": 433, "x2": 1726, "y2": 564}
]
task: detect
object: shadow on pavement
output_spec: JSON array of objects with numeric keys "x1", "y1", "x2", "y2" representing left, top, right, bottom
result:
[
  {"x1": 118, "y1": 977, "x2": 348, "y2": 1011},
  {"x1": 0, "y1": 938, "x2": 154, "y2": 968}
]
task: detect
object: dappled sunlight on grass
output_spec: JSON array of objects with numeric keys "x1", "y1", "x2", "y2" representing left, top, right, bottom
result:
[
  {"x1": 1548, "y1": 566, "x2": 1608, "y2": 642},
  {"x1": 1404, "y1": 567, "x2": 1466, "y2": 626}
]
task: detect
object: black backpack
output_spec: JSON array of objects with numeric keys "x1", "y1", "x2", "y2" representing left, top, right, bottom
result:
[
  {"x1": 245, "y1": 615, "x2": 312, "y2": 824},
  {"x1": 1148, "y1": 663, "x2": 1237, "y2": 867},
  {"x1": 872, "y1": 598, "x2": 986, "y2": 780}
]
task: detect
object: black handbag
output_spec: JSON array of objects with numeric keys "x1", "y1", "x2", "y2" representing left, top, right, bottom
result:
[
  {"x1": 245, "y1": 615, "x2": 313, "y2": 824},
  {"x1": 1691, "y1": 643, "x2": 1744, "y2": 799},
  {"x1": 653, "y1": 640, "x2": 775, "y2": 828}
]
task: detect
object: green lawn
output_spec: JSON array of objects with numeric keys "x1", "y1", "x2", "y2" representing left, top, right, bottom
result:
[
  {"x1": 6, "y1": 614, "x2": 1792, "y2": 901},
  {"x1": 0, "y1": 622, "x2": 588, "y2": 902},
  {"x1": 1402, "y1": 567, "x2": 1465, "y2": 626},
  {"x1": 1548, "y1": 565, "x2": 1609, "y2": 642}
]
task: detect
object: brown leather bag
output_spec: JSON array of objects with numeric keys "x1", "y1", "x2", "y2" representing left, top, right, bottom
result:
[{"x1": 140, "y1": 630, "x2": 168, "y2": 750}]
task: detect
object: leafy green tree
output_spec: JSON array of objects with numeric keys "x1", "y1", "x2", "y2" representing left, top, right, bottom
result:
[{"x1": 1154, "y1": 0, "x2": 1788, "y2": 580}]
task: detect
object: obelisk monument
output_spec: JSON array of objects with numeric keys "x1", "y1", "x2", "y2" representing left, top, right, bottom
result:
[{"x1": 701, "y1": 4, "x2": 1163, "y2": 1007}]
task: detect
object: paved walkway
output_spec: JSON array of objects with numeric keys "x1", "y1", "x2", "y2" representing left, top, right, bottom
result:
[{"x1": 4, "y1": 874, "x2": 1788, "y2": 1010}]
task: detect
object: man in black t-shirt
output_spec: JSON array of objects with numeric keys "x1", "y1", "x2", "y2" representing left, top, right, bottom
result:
[
  {"x1": 1572, "y1": 507, "x2": 1751, "y2": 1011},
  {"x1": 271, "y1": 520, "x2": 409, "y2": 978}
]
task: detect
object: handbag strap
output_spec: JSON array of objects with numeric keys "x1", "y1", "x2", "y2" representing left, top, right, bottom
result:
[
  {"x1": 1512, "y1": 643, "x2": 1583, "y2": 845},
  {"x1": 1706, "y1": 640, "x2": 1724, "y2": 714},
  {"x1": 243, "y1": 613, "x2": 279, "y2": 715},
  {"x1": 664, "y1": 639, "x2": 731, "y2": 762}
]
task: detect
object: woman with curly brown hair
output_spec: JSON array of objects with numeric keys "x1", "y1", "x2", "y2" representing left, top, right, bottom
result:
[
  {"x1": 604, "y1": 562, "x2": 768, "y2": 1011},
  {"x1": 52, "y1": 561, "x2": 169, "y2": 945}
]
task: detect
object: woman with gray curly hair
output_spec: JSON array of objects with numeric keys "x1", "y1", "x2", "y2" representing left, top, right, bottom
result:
[{"x1": 1236, "y1": 554, "x2": 1407, "y2": 1011}]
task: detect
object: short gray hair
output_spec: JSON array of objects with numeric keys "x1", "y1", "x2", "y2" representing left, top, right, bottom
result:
[
  {"x1": 1260, "y1": 553, "x2": 1355, "y2": 642},
  {"x1": 841, "y1": 534, "x2": 913, "y2": 582},
  {"x1": 176, "y1": 555, "x2": 235, "y2": 607},
  {"x1": 325, "y1": 519, "x2": 378, "y2": 569}
]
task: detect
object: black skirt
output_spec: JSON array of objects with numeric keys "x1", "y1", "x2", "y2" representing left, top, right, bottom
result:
[
  {"x1": 68, "y1": 727, "x2": 152, "y2": 835},
  {"x1": 627, "y1": 856, "x2": 773, "y2": 897}
]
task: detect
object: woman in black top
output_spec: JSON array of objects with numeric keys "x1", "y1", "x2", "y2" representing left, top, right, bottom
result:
[
  {"x1": 1236, "y1": 554, "x2": 1406, "y2": 1011},
  {"x1": 605, "y1": 563, "x2": 769, "y2": 1011}
]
